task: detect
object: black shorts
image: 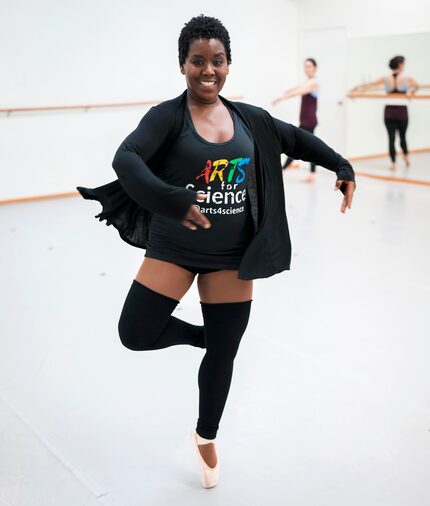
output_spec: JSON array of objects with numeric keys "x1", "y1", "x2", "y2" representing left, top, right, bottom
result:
[{"x1": 175, "y1": 264, "x2": 222, "y2": 275}]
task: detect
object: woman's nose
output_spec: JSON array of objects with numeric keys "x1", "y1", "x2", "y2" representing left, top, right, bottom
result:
[{"x1": 202, "y1": 63, "x2": 215, "y2": 75}]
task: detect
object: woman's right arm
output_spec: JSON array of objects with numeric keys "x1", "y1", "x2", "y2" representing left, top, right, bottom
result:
[
  {"x1": 272, "y1": 79, "x2": 316, "y2": 105},
  {"x1": 273, "y1": 118, "x2": 356, "y2": 212},
  {"x1": 112, "y1": 106, "x2": 199, "y2": 222},
  {"x1": 349, "y1": 76, "x2": 385, "y2": 93},
  {"x1": 407, "y1": 76, "x2": 419, "y2": 94}
]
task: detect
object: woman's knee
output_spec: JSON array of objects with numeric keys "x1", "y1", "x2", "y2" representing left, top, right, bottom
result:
[
  {"x1": 117, "y1": 310, "x2": 156, "y2": 351},
  {"x1": 200, "y1": 299, "x2": 252, "y2": 360},
  {"x1": 118, "y1": 280, "x2": 178, "y2": 351}
]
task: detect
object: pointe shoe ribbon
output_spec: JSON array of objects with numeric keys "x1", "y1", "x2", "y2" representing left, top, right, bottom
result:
[{"x1": 192, "y1": 430, "x2": 220, "y2": 488}]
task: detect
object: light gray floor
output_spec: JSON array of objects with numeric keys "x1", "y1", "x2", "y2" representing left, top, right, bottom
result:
[
  {"x1": 1, "y1": 164, "x2": 429, "y2": 506},
  {"x1": 354, "y1": 151, "x2": 430, "y2": 182}
]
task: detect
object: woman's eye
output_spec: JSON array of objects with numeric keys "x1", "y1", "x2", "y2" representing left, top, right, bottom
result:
[
  {"x1": 193, "y1": 61, "x2": 203, "y2": 66},
  {"x1": 214, "y1": 60, "x2": 224, "y2": 66}
]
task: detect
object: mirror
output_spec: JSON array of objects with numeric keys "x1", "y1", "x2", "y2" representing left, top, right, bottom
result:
[{"x1": 346, "y1": 31, "x2": 430, "y2": 183}]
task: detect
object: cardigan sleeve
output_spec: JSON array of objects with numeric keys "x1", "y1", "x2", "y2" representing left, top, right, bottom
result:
[
  {"x1": 272, "y1": 117, "x2": 355, "y2": 183},
  {"x1": 112, "y1": 106, "x2": 198, "y2": 221}
]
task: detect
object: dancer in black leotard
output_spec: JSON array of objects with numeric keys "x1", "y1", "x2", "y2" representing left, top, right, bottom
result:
[
  {"x1": 351, "y1": 55, "x2": 419, "y2": 171},
  {"x1": 77, "y1": 15, "x2": 355, "y2": 489},
  {"x1": 272, "y1": 58, "x2": 318, "y2": 182}
]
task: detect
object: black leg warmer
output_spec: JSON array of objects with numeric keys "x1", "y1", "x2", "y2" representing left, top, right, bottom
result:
[
  {"x1": 118, "y1": 280, "x2": 205, "y2": 350},
  {"x1": 196, "y1": 299, "x2": 252, "y2": 439}
]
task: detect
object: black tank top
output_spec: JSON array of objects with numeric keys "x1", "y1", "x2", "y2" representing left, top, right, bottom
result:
[
  {"x1": 300, "y1": 92, "x2": 318, "y2": 128},
  {"x1": 145, "y1": 105, "x2": 255, "y2": 269},
  {"x1": 384, "y1": 73, "x2": 408, "y2": 122}
]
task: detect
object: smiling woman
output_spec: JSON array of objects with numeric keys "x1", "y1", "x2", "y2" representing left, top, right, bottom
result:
[
  {"x1": 180, "y1": 38, "x2": 229, "y2": 97},
  {"x1": 179, "y1": 31, "x2": 232, "y2": 143},
  {"x1": 76, "y1": 13, "x2": 355, "y2": 491}
]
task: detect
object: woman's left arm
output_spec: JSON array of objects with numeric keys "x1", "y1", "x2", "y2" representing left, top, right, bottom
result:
[{"x1": 273, "y1": 118, "x2": 356, "y2": 213}]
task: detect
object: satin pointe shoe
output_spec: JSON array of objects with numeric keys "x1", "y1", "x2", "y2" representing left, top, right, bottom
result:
[{"x1": 191, "y1": 429, "x2": 220, "y2": 488}]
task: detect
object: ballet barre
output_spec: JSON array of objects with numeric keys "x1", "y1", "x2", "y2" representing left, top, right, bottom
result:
[
  {"x1": 0, "y1": 96, "x2": 245, "y2": 116},
  {"x1": 347, "y1": 92, "x2": 430, "y2": 100}
]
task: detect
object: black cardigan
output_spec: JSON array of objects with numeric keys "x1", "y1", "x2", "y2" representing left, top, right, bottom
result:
[{"x1": 77, "y1": 89, "x2": 355, "y2": 280}]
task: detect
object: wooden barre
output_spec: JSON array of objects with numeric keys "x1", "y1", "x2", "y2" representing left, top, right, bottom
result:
[
  {"x1": 347, "y1": 92, "x2": 430, "y2": 99},
  {"x1": 0, "y1": 96, "x2": 245, "y2": 115}
]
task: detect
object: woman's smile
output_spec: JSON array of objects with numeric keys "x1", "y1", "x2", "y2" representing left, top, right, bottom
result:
[{"x1": 181, "y1": 38, "x2": 229, "y2": 103}]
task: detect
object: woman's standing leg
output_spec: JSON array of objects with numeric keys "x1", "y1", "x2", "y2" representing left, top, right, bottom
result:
[
  {"x1": 384, "y1": 118, "x2": 397, "y2": 170},
  {"x1": 282, "y1": 156, "x2": 295, "y2": 169},
  {"x1": 398, "y1": 119, "x2": 409, "y2": 166},
  {"x1": 282, "y1": 125, "x2": 316, "y2": 172},
  {"x1": 301, "y1": 125, "x2": 317, "y2": 177},
  {"x1": 195, "y1": 270, "x2": 253, "y2": 466}
]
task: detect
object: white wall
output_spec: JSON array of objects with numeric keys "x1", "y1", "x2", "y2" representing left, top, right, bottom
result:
[
  {"x1": 6, "y1": 0, "x2": 429, "y2": 200},
  {"x1": 297, "y1": 0, "x2": 430, "y2": 158},
  {"x1": 298, "y1": 0, "x2": 430, "y2": 38},
  {"x1": 0, "y1": 0, "x2": 299, "y2": 200}
]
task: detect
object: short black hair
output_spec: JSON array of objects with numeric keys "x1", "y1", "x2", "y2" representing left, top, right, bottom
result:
[
  {"x1": 305, "y1": 58, "x2": 317, "y2": 67},
  {"x1": 178, "y1": 14, "x2": 232, "y2": 66},
  {"x1": 389, "y1": 55, "x2": 405, "y2": 70}
]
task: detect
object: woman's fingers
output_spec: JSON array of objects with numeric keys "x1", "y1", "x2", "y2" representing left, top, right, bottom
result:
[
  {"x1": 335, "y1": 180, "x2": 356, "y2": 213},
  {"x1": 341, "y1": 195, "x2": 348, "y2": 213},
  {"x1": 346, "y1": 182, "x2": 355, "y2": 209},
  {"x1": 181, "y1": 219, "x2": 198, "y2": 230},
  {"x1": 334, "y1": 179, "x2": 343, "y2": 191},
  {"x1": 181, "y1": 193, "x2": 212, "y2": 230},
  {"x1": 188, "y1": 205, "x2": 212, "y2": 228}
]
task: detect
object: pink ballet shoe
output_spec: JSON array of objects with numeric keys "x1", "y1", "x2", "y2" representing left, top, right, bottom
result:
[{"x1": 191, "y1": 429, "x2": 220, "y2": 488}]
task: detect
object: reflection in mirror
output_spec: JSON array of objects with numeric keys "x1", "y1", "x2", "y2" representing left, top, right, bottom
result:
[{"x1": 346, "y1": 32, "x2": 430, "y2": 184}]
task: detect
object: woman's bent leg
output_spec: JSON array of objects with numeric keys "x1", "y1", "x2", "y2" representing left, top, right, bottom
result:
[{"x1": 118, "y1": 258, "x2": 205, "y2": 350}]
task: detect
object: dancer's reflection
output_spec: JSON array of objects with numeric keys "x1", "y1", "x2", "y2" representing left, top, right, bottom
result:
[
  {"x1": 350, "y1": 55, "x2": 419, "y2": 171},
  {"x1": 272, "y1": 58, "x2": 319, "y2": 182}
]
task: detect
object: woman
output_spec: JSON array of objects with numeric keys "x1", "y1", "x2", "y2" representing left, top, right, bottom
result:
[
  {"x1": 350, "y1": 55, "x2": 419, "y2": 171},
  {"x1": 77, "y1": 15, "x2": 355, "y2": 489},
  {"x1": 272, "y1": 58, "x2": 319, "y2": 181}
]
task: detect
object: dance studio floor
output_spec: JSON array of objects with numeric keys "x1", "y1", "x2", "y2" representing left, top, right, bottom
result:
[
  {"x1": 1, "y1": 160, "x2": 429, "y2": 506},
  {"x1": 353, "y1": 151, "x2": 430, "y2": 183}
]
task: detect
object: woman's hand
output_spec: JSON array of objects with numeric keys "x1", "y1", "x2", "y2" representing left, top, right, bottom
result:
[
  {"x1": 335, "y1": 180, "x2": 356, "y2": 213},
  {"x1": 181, "y1": 193, "x2": 212, "y2": 230}
]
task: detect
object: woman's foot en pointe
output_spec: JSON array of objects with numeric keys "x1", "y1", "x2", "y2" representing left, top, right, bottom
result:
[{"x1": 192, "y1": 430, "x2": 220, "y2": 488}]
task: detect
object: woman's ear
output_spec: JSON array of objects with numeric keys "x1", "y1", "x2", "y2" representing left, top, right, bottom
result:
[{"x1": 180, "y1": 66, "x2": 185, "y2": 74}]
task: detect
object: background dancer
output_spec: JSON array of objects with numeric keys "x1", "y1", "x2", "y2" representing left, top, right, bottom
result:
[
  {"x1": 272, "y1": 58, "x2": 319, "y2": 181},
  {"x1": 350, "y1": 55, "x2": 419, "y2": 171}
]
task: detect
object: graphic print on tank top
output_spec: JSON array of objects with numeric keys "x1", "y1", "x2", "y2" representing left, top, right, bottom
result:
[{"x1": 145, "y1": 106, "x2": 256, "y2": 268}]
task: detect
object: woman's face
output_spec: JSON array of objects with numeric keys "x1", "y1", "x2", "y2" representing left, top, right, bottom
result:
[
  {"x1": 180, "y1": 38, "x2": 229, "y2": 103},
  {"x1": 304, "y1": 60, "x2": 316, "y2": 78}
]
